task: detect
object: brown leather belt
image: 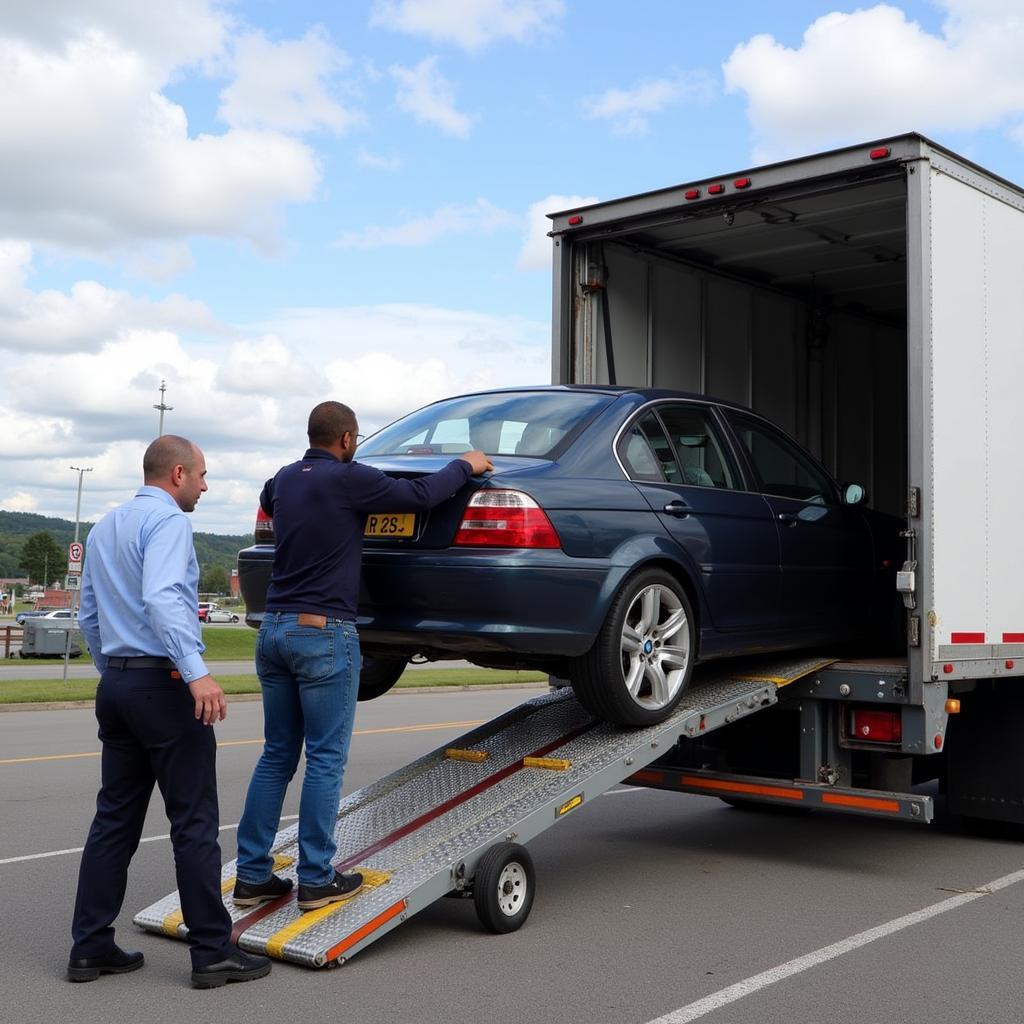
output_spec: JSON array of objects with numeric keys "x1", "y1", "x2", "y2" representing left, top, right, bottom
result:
[{"x1": 296, "y1": 613, "x2": 327, "y2": 629}]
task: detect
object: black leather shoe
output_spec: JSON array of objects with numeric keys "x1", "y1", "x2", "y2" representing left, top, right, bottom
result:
[
  {"x1": 191, "y1": 950, "x2": 272, "y2": 989},
  {"x1": 297, "y1": 870, "x2": 364, "y2": 910},
  {"x1": 67, "y1": 946, "x2": 144, "y2": 982},
  {"x1": 232, "y1": 873, "x2": 294, "y2": 906}
]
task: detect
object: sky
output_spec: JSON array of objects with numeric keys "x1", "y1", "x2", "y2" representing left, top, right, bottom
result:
[{"x1": 3, "y1": 0, "x2": 1024, "y2": 535}]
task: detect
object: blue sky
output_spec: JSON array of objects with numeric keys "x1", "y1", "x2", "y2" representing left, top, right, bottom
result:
[{"x1": 2, "y1": 0, "x2": 1023, "y2": 533}]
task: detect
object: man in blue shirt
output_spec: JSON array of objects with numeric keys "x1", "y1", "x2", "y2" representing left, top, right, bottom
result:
[
  {"x1": 69, "y1": 435, "x2": 271, "y2": 990},
  {"x1": 232, "y1": 401, "x2": 491, "y2": 911}
]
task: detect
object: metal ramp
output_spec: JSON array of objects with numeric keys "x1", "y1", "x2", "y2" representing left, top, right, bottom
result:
[{"x1": 134, "y1": 655, "x2": 832, "y2": 967}]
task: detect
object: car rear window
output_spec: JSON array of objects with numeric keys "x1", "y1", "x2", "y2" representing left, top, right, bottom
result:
[{"x1": 357, "y1": 391, "x2": 614, "y2": 458}]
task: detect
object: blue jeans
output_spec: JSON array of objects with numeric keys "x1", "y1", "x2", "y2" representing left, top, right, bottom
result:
[{"x1": 235, "y1": 613, "x2": 361, "y2": 887}]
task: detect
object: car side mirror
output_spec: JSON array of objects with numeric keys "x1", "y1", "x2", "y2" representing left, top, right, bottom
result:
[{"x1": 842, "y1": 482, "x2": 867, "y2": 506}]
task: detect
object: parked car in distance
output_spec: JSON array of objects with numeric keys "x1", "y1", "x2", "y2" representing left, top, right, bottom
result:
[
  {"x1": 197, "y1": 601, "x2": 220, "y2": 622},
  {"x1": 16, "y1": 608, "x2": 75, "y2": 624},
  {"x1": 205, "y1": 608, "x2": 240, "y2": 623},
  {"x1": 238, "y1": 386, "x2": 903, "y2": 726}
]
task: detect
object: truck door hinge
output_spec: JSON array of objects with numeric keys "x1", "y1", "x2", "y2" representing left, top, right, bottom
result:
[{"x1": 907, "y1": 487, "x2": 920, "y2": 518}]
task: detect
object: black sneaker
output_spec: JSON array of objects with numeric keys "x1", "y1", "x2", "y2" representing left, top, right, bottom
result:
[
  {"x1": 232, "y1": 873, "x2": 294, "y2": 907},
  {"x1": 297, "y1": 871, "x2": 364, "y2": 911}
]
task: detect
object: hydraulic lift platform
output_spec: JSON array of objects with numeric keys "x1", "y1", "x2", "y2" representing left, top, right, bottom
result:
[{"x1": 134, "y1": 655, "x2": 834, "y2": 968}]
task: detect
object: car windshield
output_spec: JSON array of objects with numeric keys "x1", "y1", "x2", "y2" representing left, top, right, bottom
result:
[{"x1": 357, "y1": 391, "x2": 614, "y2": 458}]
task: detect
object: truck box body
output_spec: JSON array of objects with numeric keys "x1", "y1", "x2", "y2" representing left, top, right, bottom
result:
[{"x1": 548, "y1": 134, "x2": 1024, "y2": 703}]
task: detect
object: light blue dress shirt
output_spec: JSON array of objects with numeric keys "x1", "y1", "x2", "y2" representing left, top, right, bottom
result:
[{"x1": 78, "y1": 486, "x2": 209, "y2": 684}]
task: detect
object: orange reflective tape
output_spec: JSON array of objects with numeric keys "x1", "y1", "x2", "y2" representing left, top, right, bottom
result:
[
  {"x1": 679, "y1": 774, "x2": 804, "y2": 801},
  {"x1": 821, "y1": 793, "x2": 900, "y2": 813},
  {"x1": 629, "y1": 769, "x2": 665, "y2": 785},
  {"x1": 323, "y1": 898, "x2": 407, "y2": 963}
]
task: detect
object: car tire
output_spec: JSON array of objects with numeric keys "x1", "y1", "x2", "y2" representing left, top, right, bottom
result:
[
  {"x1": 358, "y1": 655, "x2": 407, "y2": 701},
  {"x1": 571, "y1": 568, "x2": 695, "y2": 726},
  {"x1": 231, "y1": 615, "x2": 239, "y2": 623}
]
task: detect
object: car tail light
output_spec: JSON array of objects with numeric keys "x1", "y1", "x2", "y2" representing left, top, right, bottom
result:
[
  {"x1": 850, "y1": 708, "x2": 902, "y2": 743},
  {"x1": 254, "y1": 506, "x2": 274, "y2": 544},
  {"x1": 454, "y1": 490, "x2": 560, "y2": 549}
]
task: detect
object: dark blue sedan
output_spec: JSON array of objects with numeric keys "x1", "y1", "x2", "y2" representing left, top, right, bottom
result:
[{"x1": 238, "y1": 386, "x2": 902, "y2": 725}]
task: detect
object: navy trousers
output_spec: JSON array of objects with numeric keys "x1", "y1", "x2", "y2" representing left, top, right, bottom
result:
[{"x1": 70, "y1": 666, "x2": 232, "y2": 967}]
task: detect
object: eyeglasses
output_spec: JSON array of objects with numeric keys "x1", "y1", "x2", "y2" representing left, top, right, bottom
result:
[{"x1": 354, "y1": 434, "x2": 365, "y2": 446}]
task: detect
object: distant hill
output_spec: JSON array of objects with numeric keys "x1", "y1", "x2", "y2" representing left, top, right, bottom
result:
[{"x1": 0, "y1": 509, "x2": 250, "y2": 579}]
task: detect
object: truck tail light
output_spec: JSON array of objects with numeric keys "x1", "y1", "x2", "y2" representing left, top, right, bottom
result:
[
  {"x1": 454, "y1": 490, "x2": 560, "y2": 549},
  {"x1": 254, "y1": 506, "x2": 274, "y2": 544},
  {"x1": 850, "y1": 708, "x2": 902, "y2": 743}
]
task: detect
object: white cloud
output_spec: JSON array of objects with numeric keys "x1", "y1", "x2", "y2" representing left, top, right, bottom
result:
[
  {"x1": 0, "y1": 490, "x2": 39, "y2": 513},
  {"x1": 216, "y1": 334, "x2": 329, "y2": 396},
  {"x1": 370, "y1": 0, "x2": 565, "y2": 51},
  {"x1": 0, "y1": 241, "x2": 218, "y2": 352},
  {"x1": 583, "y1": 72, "x2": 716, "y2": 135},
  {"x1": 357, "y1": 147, "x2": 402, "y2": 172},
  {"x1": 390, "y1": 57, "x2": 474, "y2": 137},
  {"x1": 218, "y1": 28, "x2": 359, "y2": 135},
  {"x1": 724, "y1": 2, "x2": 1024, "y2": 160},
  {"x1": 334, "y1": 198, "x2": 517, "y2": 249},
  {"x1": 0, "y1": 12, "x2": 323, "y2": 253},
  {"x1": 517, "y1": 194, "x2": 599, "y2": 271}
]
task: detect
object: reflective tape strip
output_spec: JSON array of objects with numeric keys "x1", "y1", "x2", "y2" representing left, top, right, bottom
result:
[
  {"x1": 821, "y1": 793, "x2": 900, "y2": 813},
  {"x1": 679, "y1": 774, "x2": 804, "y2": 801},
  {"x1": 523, "y1": 756, "x2": 571, "y2": 771},
  {"x1": 264, "y1": 869, "x2": 392, "y2": 960},
  {"x1": 445, "y1": 748, "x2": 490, "y2": 762},
  {"x1": 323, "y1": 898, "x2": 408, "y2": 964},
  {"x1": 162, "y1": 909, "x2": 184, "y2": 937}
]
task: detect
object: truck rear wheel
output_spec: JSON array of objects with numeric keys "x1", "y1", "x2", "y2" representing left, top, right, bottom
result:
[
  {"x1": 358, "y1": 655, "x2": 407, "y2": 701},
  {"x1": 571, "y1": 568, "x2": 694, "y2": 726}
]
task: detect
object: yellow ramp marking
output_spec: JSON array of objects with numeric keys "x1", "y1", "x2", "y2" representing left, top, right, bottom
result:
[
  {"x1": 264, "y1": 869, "x2": 392, "y2": 959},
  {"x1": 445, "y1": 747, "x2": 490, "y2": 762},
  {"x1": 734, "y1": 659, "x2": 837, "y2": 689},
  {"x1": 523, "y1": 756, "x2": 571, "y2": 771}
]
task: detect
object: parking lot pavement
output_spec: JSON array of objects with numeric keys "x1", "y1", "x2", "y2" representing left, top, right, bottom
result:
[{"x1": 4, "y1": 687, "x2": 1024, "y2": 1024}]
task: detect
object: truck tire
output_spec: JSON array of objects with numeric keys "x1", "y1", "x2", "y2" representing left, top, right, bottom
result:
[
  {"x1": 358, "y1": 655, "x2": 407, "y2": 701},
  {"x1": 570, "y1": 568, "x2": 694, "y2": 726},
  {"x1": 473, "y1": 842, "x2": 535, "y2": 934}
]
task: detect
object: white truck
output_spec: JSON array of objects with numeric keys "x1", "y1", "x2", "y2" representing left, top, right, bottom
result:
[{"x1": 546, "y1": 133, "x2": 1024, "y2": 825}]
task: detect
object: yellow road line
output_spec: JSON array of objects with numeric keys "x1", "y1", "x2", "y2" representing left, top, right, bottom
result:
[{"x1": 0, "y1": 720, "x2": 486, "y2": 766}]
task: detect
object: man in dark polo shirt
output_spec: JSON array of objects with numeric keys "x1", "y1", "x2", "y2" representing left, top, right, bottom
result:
[{"x1": 233, "y1": 400, "x2": 492, "y2": 910}]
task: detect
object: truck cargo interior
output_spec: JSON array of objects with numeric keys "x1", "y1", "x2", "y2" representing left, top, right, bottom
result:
[{"x1": 582, "y1": 172, "x2": 909, "y2": 517}]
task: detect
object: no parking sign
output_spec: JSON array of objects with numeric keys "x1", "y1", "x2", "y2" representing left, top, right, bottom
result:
[{"x1": 68, "y1": 541, "x2": 83, "y2": 573}]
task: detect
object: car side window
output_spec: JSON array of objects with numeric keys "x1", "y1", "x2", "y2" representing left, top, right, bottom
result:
[
  {"x1": 618, "y1": 412, "x2": 673, "y2": 482},
  {"x1": 727, "y1": 412, "x2": 834, "y2": 504},
  {"x1": 656, "y1": 405, "x2": 738, "y2": 489}
]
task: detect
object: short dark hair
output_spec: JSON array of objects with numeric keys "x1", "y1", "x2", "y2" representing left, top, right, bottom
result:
[
  {"x1": 308, "y1": 401, "x2": 357, "y2": 447},
  {"x1": 143, "y1": 435, "x2": 196, "y2": 482}
]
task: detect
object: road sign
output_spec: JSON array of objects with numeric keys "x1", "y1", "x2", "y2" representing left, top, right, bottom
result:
[
  {"x1": 65, "y1": 574, "x2": 81, "y2": 590},
  {"x1": 68, "y1": 541, "x2": 83, "y2": 572}
]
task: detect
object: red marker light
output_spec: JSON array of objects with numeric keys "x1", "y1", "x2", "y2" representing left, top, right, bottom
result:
[
  {"x1": 870, "y1": 147, "x2": 891, "y2": 160},
  {"x1": 733, "y1": 177, "x2": 752, "y2": 189},
  {"x1": 851, "y1": 709, "x2": 902, "y2": 743},
  {"x1": 943, "y1": 664, "x2": 954, "y2": 674},
  {"x1": 684, "y1": 189, "x2": 701, "y2": 200},
  {"x1": 934, "y1": 734, "x2": 944, "y2": 750},
  {"x1": 1007, "y1": 660, "x2": 1015, "y2": 670},
  {"x1": 708, "y1": 183, "x2": 725, "y2": 195},
  {"x1": 567, "y1": 215, "x2": 583, "y2": 226}
]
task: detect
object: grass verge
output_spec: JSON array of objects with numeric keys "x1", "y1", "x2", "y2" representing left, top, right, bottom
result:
[{"x1": 0, "y1": 667, "x2": 548, "y2": 704}]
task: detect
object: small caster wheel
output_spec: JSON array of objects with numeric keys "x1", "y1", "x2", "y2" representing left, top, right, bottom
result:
[{"x1": 473, "y1": 842, "x2": 535, "y2": 934}]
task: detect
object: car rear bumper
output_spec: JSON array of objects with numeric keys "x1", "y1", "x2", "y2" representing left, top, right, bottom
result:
[{"x1": 237, "y1": 545, "x2": 616, "y2": 658}]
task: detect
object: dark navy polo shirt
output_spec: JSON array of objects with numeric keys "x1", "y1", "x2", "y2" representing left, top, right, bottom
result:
[{"x1": 261, "y1": 448, "x2": 473, "y2": 621}]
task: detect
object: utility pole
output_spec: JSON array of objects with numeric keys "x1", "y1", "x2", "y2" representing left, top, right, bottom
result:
[
  {"x1": 64, "y1": 465, "x2": 93, "y2": 682},
  {"x1": 153, "y1": 379, "x2": 173, "y2": 436}
]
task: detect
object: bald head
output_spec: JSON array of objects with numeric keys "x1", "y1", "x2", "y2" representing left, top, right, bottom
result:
[
  {"x1": 144, "y1": 435, "x2": 198, "y2": 482},
  {"x1": 143, "y1": 435, "x2": 208, "y2": 512},
  {"x1": 308, "y1": 401, "x2": 357, "y2": 448}
]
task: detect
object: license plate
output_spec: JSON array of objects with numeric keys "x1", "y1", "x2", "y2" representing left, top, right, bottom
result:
[{"x1": 364, "y1": 513, "x2": 416, "y2": 538}]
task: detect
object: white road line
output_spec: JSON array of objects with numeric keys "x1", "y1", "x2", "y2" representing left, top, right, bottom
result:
[
  {"x1": 0, "y1": 814, "x2": 299, "y2": 867},
  {"x1": 644, "y1": 866, "x2": 1024, "y2": 1024}
]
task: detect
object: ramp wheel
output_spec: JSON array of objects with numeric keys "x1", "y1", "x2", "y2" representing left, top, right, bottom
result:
[{"x1": 473, "y1": 843, "x2": 535, "y2": 934}]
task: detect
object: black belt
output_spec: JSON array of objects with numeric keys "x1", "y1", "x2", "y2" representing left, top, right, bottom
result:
[{"x1": 106, "y1": 657, "x2": 176, "y2": 670}]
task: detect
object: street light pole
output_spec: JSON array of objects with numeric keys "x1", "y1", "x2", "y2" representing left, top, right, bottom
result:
[
  {"x1": 153, "y1": 380, "x2": 174, "y2": 437},
  {"x1": 65, "y1": 465, "x2": 93, "y2": 682}
]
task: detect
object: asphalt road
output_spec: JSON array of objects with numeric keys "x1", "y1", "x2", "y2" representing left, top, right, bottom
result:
[{"x1": 3, "y1": 687, "x2": 1024, "y2": 1024}]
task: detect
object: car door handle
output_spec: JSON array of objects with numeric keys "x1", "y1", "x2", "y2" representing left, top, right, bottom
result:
[
  {"x1": 663, "y1": 500, "x2": 690, "y2": 518},
  {"x1": 777, "y1": 512, "x2": 798, "y2": 526}
]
